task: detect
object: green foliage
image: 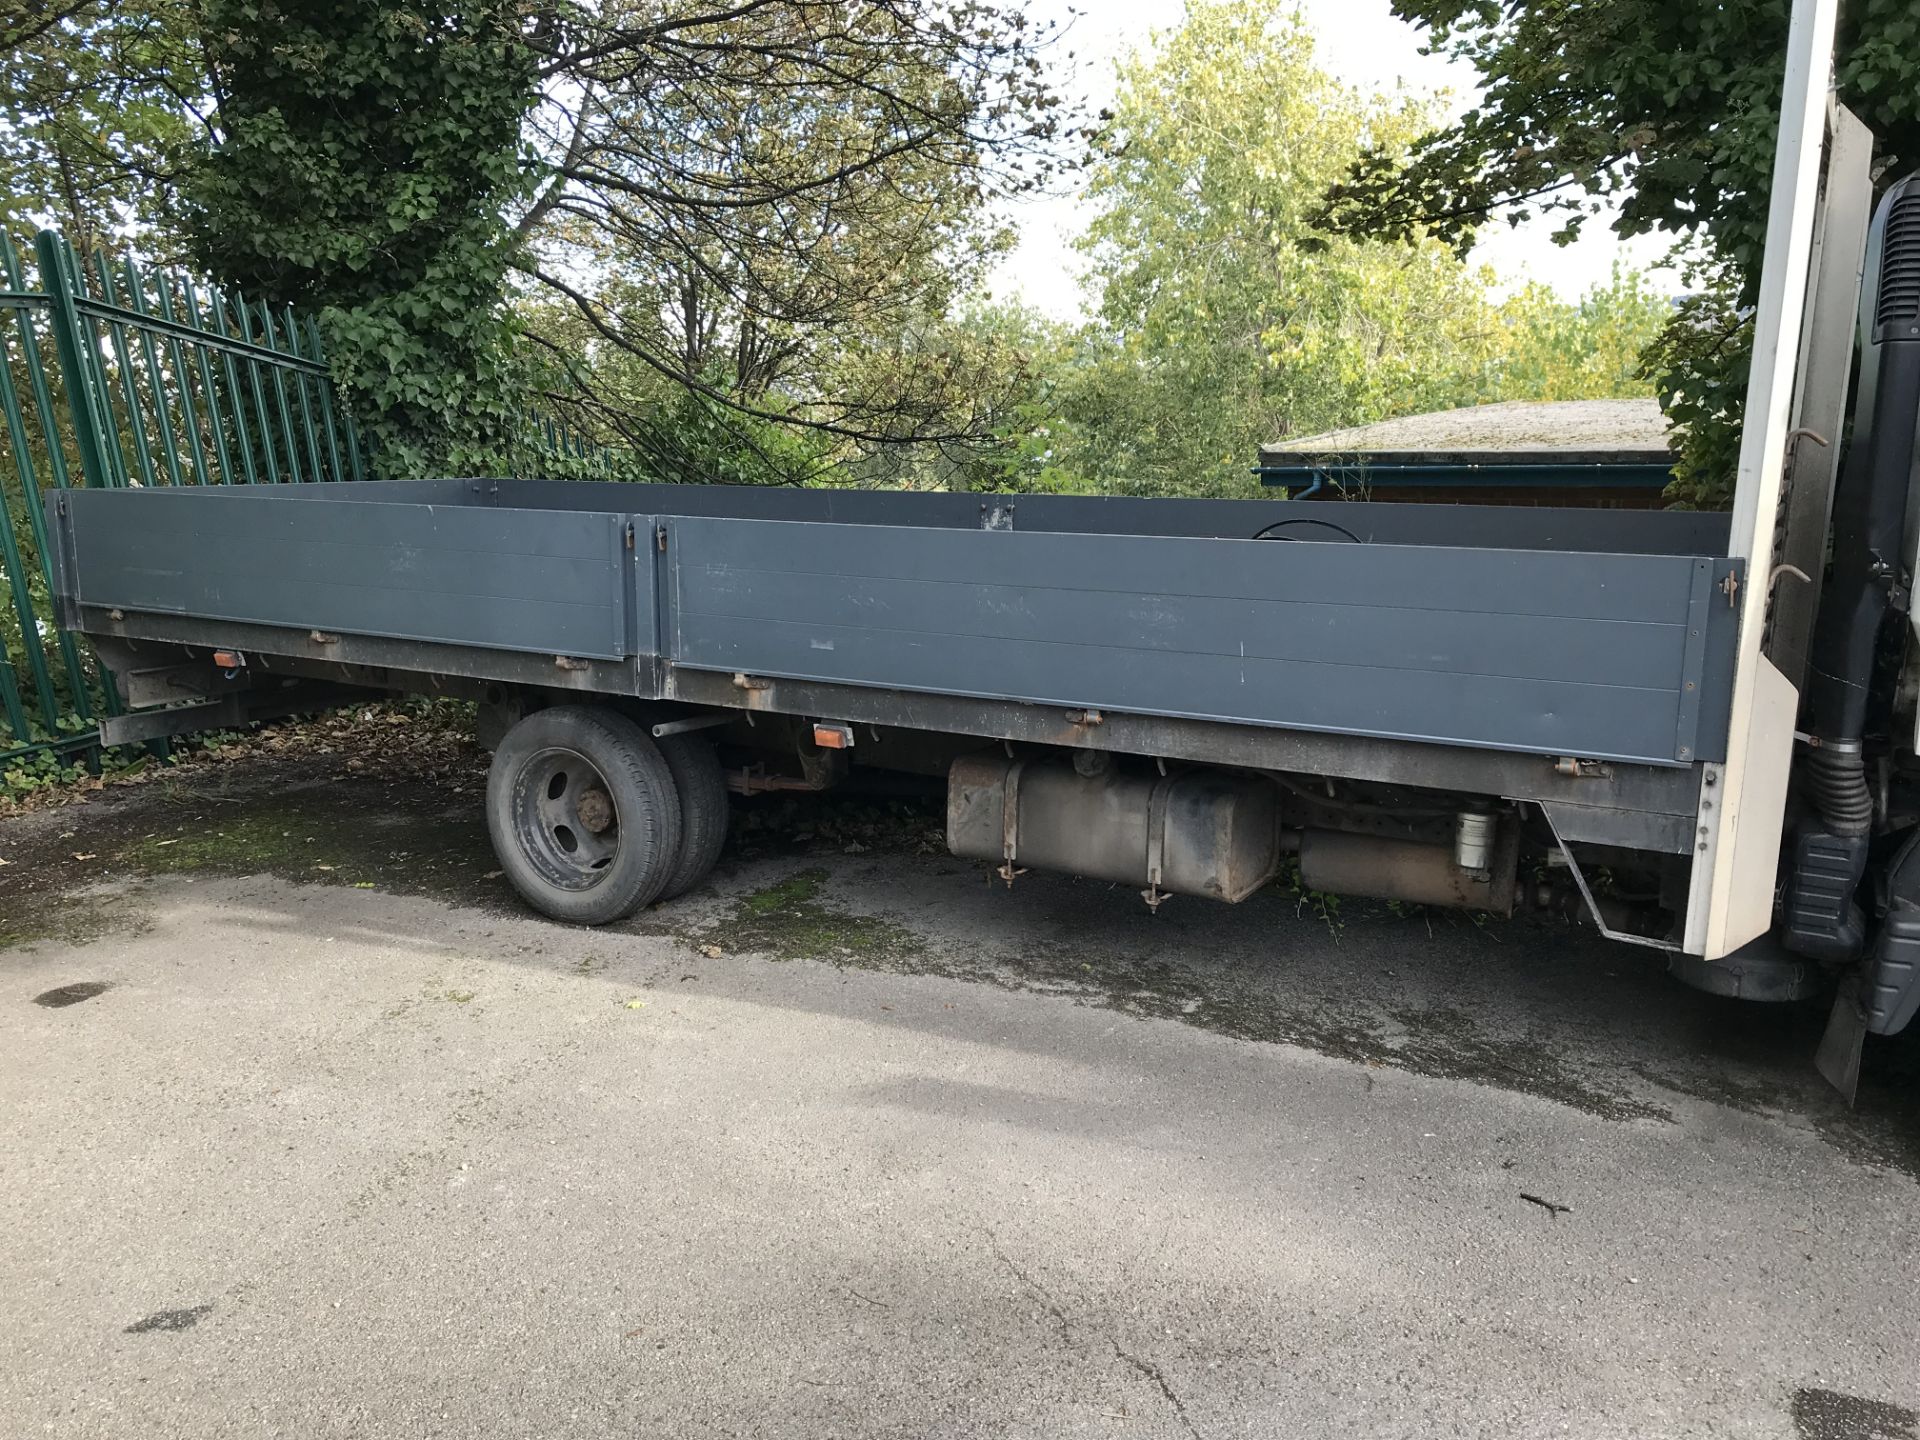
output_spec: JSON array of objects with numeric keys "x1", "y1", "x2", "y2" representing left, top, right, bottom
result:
[
  {"x1": 1009, "y1": 0, "x2": 1668, "y2": 499},
  {"x1": 508, "y1": 290, "x2": 840, "y2": 485},
  {"x1": 2, "y1": 748, "x2": 87, "y2": 803},
  {"x1": 1047, "y1": 1, "x2": 1464, "y2": 494},
  {"x1": 816, "y1": 300, "x2": 1071, "y2": 489},
  {"x1": 1319, "y1": 0, "x2": 1920, "y2": 508},
  {"x1": 1, "y1": 740, "x2": 100, "y2": 804},
  {"x1": 1636, "y1": 257, "x2": 1749, "y2": 509},
  {"x1": 0, "y1": 1, "x2": 202, "y2": 254},
  {"x1": 181, "y1": 1, "x2": 538, "y2": 477},
  {"x1": 584, "y1": 386, "x2": 835, "y2": 488},
  {"x1": 1480, "y1": 269, "x2": 1673, "y2": 403},
  {"x1": 11, "y1": 3, "x2": 1063, "y2": 483},
  {"x1": 13, "y1": 0, "x2": 1682, "y2": 497},
  {"x1": 2, "y1": 481, "x2": 111, "y2": 754},
  {"x1": 513, "y1": 1, "x2": 1064, "y2": 466}
]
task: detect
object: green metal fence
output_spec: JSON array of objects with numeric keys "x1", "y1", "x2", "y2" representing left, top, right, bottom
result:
[{"x1": 0, "y1": 228, "x2": 362, "y2": 772}]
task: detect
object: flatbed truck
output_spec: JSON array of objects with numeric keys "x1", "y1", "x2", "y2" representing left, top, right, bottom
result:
[{"x1": 42, "y1": 0, "x2": 1920, "y2": 1090}]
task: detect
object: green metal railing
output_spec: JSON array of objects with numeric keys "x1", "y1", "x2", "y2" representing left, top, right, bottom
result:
[
  {"x1": 527, "y1": 410, "x2": 617, "y2": 473},
  {"x1": 1, "y1": 228, "x2": 363, "y2": 771}
]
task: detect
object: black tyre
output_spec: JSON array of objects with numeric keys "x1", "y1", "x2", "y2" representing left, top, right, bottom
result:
[
  {"x1": 485, "y1": 706, "x2": 683, "y2": 924},
  {"x1": 656, "y1": 732, "x2": 731, "y2": 900}
]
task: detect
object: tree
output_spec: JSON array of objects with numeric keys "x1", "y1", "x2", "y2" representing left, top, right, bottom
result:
[
  {"x1": 10, "y1": 0, "x2": 1678, "y2": 493},
  {"x1": 0, "y1": 0, "x2": 204, "y2": 255},
  {"x1": 1479, "y1": 269, "x2": 1674, "y2": 404},
  {"x1": 510, "y1": 286, "x2": 842, "y2": 485},
  {"x1": 180, "y1": 1, "x2": 539, "y2": 477},
  {"x1": 166, "y1": 0, "x2": 1066, "y2": 480},
  {"x1": 1055, "y1": 1, "x2": 1460, "y2": 495},
  {"x1": 512, "y1": 1, "x2": 1066, "y2": 472},
  {"x1": 1040, "y1": 0, "x2": 1662, "y2": 499},
  {"x1": 1316, "y1": 0, "x2": 1920, "y2": 506},
  {"x1": 12, "y1": 2, "x2": 1060, "y2": 480},
  {"x1": 822, "y1": 298, "x2": 1072, "y2": 490}
]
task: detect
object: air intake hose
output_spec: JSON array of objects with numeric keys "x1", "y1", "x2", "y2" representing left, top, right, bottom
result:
[
  {"x1": 1803, "y1": 743, "x2": 1874, "y2": 834},
  {"x1": 1803, "y1": 172, "x2": 1920, "y2": 833}
]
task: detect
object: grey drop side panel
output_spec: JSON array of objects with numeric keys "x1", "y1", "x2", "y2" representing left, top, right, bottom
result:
[
  {"x1": 667, "y1": 517, "x2": 1739, "y2": 766},
  {"x1": 151, "y1": 477, "x2": 490, "y2": 507},
  {"x1": 56, "y1": 487, "x2": 637, "y2": 660},
  {"x1": 486, "y1": 478, "x2": 1730, "y2": 555},
  {"x1": 143, "y1": 477, "x2": 1731, "y2": 555}
]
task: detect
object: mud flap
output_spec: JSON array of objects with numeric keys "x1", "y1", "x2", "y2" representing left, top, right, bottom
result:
[{"x1": 1814, "y1": 980, "x2": 1866, "y2": 1106}]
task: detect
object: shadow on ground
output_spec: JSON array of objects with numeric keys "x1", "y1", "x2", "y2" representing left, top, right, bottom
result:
[{"x1": 4, "y1": 739, "x2": 1918, "y2": 1177}]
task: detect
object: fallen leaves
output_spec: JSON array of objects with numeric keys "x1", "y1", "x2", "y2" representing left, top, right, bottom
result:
[
  {"x1": 727, "y1": 793, "x2": 944, "y2": 860},
  {"x1": 4, "y1": 701, "x2": 488, "y2": 822}
]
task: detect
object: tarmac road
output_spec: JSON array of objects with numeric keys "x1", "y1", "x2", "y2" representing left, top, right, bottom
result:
[{"x1": 2, "y1": 763, "x2": 1917, "y2": 1439}]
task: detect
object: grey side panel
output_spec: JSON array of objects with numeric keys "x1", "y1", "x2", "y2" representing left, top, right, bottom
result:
[
  {"x1": 666, "y1": 518, "x2": 1740, "y2": 767},
  {"x1": 155, "y1": 477, "x2": 489, "y2": 507},
  {"x1": 663, "y1": 667, "x2": 1702, "y2": 812},
  {"x1": 72, "y1": 598, "x2": 1705, "y2": 847},
  {"x1": 56, "y1": 488, "x2": 638, "y2": 660},
  {"x1": 483, "y1": 479, "x2": 1731, "y2": 555},
  {"x1": 74, "y1": 606, "x2": 648, "y2": 696},
  {"x1": 129, "y1": 476, "x2": 1731, "y2": 555},
  {"x1": 1006, "y1": 494, "x2": 1730, "y2": 555}
]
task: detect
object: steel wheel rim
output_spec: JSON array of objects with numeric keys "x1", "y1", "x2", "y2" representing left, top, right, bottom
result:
[{"x1": 512, "y1": 746, "x2": 622, "y2": 891}]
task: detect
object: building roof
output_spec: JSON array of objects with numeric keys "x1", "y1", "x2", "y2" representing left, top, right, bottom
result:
[{"x1": 1259, "y1": 397, "x2": 1672, "y2": 470}]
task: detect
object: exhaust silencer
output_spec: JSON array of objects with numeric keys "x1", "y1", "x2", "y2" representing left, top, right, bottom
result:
[
  {"x1": 946, "y1": 754, "x2": 1280, "y2": 902},
  {"x1": 1298, "y1": 829, "x2": 1518, "y2": 917}
]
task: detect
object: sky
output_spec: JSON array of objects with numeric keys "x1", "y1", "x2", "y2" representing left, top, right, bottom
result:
[{"x1": 988, "y1": 0, "x2": 1675, "y2": 321}]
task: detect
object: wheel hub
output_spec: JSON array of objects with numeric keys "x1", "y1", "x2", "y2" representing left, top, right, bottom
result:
[
  {"x1": 576, "y1": 787, "x2": 614, "y2": 834},
  {"x1": 513, "y1": 748, "x2": 622, "y2": 891}
]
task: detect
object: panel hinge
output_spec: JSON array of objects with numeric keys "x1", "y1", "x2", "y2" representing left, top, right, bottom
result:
[
  {"x1": 623, "y1": 522, "x2": 635, "y2": 550},
  {"x1": 656, "y1": 525, "x2": 668, "y2": 552},
  {"x1": 1720, "y1": 570, "x2": 1740, "y2": 607},
  {"x1": 1553, "y1": 756, "x2": 1613, "y2": 779}
]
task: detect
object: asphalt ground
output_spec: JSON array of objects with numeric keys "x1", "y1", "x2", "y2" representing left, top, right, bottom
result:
[{"x1": 2, "y1": 736, "x2": 1917, "y2": 1439}]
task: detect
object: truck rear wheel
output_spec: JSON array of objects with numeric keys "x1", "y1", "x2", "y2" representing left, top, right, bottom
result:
[
  {"x1": 656, "y1": 732, "x2": 730, "y2": 900},
  {"x1": 485, "y1": 706, "x2": 683, "y2": 925}
]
